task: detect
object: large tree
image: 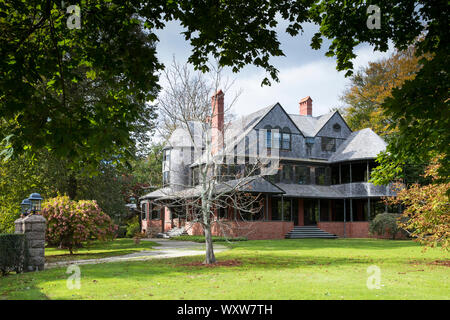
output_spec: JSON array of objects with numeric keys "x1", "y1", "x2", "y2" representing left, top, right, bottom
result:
[
  {"x1": 340, "y1": 46, "x2": 422, "y2": 138},
  {"x1": 2, "y1": 0, "x2": 448, "y2": 179}
]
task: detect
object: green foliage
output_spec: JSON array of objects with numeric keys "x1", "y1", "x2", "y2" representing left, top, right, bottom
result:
[
  {"x1": 369, "y1": 213, "x2": 406, "y2": 240},
  {"x1": 340, "y1": 47, "x2": 422, "y2": 138},
  {"x1": 389, "y1": 162, "x2": 450, "y2": 250},
  {"x1": 1, "y1": 1, "x2": 161, "y2": 171},
  {"x1": 42, "y1": 196, "x2": 117, "y2": 254},
  {"x1": 171, "y1": 235, "x2": 248, "y2": 243},
  {"x1": 0, "y1": 233, "x2": 28, "y2": 276},
  {"x1": 125, "y1": 216, "x2": 141, "y2": 238}
]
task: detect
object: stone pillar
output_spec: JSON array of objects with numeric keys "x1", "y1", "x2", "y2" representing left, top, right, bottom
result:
[{"x1": 15, "y1": 215, "x2": 46, "y2": 271}]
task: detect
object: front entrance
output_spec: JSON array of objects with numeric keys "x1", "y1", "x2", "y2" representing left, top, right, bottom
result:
[{"x1": 304, "y1": 199, "x2": 318, "y2": 225}]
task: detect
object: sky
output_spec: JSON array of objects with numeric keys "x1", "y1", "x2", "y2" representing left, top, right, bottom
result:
[{"x1": 154, "y1": 20, "x2": 394, "y2": 118}]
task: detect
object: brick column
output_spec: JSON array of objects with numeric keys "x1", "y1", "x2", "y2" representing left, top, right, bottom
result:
[{"x1": 15, "y1": 215, "x2": 46, "y2": 271}]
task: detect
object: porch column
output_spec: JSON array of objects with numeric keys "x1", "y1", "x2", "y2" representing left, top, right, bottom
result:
[
  {"x1": 298, "y1": 199, "x2": 304, "y2": 226},
  {"x1": 265, "y1": 194, "x2": 269, "y2": 221},
  {"x1": 368, "y1": 197, "x2": 371, "y2": 221},
  {"x1": 281, "y1": 195, "x2": 284, "y2": 221},
  {"x1": 317, "y1": 199, "x2": 320, "y2": 223},
  {"x1": 350, "y1": 199, "x2": 353, "y2": 222},
  {"x1": 290, "y1": 198, "x2": 293, "y2": 222},
  {"x1": 343, "y1": 199, "x2": 346, "y2": 238}
]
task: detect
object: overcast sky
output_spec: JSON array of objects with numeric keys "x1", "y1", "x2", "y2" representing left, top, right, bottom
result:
[{"x1": 155, "y1": 20, "x2": 394, "y2": 118}]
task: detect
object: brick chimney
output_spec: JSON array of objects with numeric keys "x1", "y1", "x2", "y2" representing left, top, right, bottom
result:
[
  {"x1": 299, "y1": 96, "x2": 313, "y2": 116},
  {"x1": 211, "y1": 89, "x2": 224, "y2": 154}
]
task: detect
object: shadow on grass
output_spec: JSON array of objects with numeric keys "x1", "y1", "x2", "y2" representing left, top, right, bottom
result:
[{"x1": 226, "y1": 238, "x2": 418, "y2": 251}]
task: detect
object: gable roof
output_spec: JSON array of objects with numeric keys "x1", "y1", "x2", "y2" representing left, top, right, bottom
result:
[
  {"x1": 329, "y1": 128, "x2": 387, "y2": 163},
  {"x1": 289, "y1": 111, "x2": 336, "y2": 137}
]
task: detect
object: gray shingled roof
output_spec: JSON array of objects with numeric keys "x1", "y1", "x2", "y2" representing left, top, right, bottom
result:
[
  {"x1": 140, "y1": 187, "x2": 173, "y2": 200},
  {"x1": 329, "y1": 128, "x2": 387, "y2": 163},
  {"x1": 275, "y1": 183, "x2": 345, "y2": 198},
  {"x1": 149, "y1": 177, "x2": 284, "y2": 201},
  {"x1": 289, "y1": 112, "x2": 335, "y2": 137}
]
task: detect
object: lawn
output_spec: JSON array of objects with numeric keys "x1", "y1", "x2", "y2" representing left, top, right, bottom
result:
[
  {"x1": 0, "y1": 238, "x2": 448, "y2": 300},
  {"x1": 45, "y1": 238, "x2": 159, "y2": 263}
]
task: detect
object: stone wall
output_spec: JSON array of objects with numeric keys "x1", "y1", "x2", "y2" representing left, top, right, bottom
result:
[{"x1": 15, "y1": 215, "x2": 46, "y2": 271}]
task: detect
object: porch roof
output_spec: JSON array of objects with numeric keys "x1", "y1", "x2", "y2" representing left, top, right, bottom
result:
[
  {"x1": 275, "y1": 183, "x2": 344, "y2": 199},
  {"x1": 155, "y1": 177, "x2": 285, "y2": 201}
]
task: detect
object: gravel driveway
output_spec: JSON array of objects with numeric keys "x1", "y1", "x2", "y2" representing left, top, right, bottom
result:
[{"x1": 45, "y1": 239, "x2": 229, "y2": 269}]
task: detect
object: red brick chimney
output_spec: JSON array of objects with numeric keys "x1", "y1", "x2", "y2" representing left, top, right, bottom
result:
[
  {"x1": 299, "y1": 96, "x2": 313, "y2": 116},
  {"x1": 211, "y1": 89, "x2": 224, "y2": 154}
]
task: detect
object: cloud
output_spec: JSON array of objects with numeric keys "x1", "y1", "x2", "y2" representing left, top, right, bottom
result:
[{"x1": 227, "y1": 44, "x2": 394, "y2": 118}]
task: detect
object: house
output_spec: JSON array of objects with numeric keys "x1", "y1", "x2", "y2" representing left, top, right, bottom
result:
[{"x1": 140, "y1": 92, "x2": 396, "y2": 239}]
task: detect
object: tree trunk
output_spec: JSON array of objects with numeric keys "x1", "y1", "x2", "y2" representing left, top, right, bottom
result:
[
  {"x1": 203, "y1": 225, "x2": 216, "y2": 264},
  {"x1": 67, "y1": 173, "x2": 77, "y2": 200}
]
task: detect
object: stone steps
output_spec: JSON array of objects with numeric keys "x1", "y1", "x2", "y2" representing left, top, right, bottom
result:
[{"x1": 285, "y1": 226, "x2": 338, "y2": 239}]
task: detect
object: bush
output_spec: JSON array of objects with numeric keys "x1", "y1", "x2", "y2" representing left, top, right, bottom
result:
[
  {"x1": 369, "y1": 213, "x2": 407, "y2": 240},
  {"x1": 0, "y1": 234, "x2": 28, "y2": 276},
  {"x1": 126, "y1": 216, "x2": 141, "y2": 238},
  {"x1": 42, "y1": 196, "x2": 117, "y2": 254},
  {"x1": 116, "y1": 225, "x2": 128, "y2": 238},
  {"x1": 171, "y1": 235, "x2": 248, "y2": 243}
]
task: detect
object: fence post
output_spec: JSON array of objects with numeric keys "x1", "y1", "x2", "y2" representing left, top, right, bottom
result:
[{"x1": 15, "y1": 215, "x2": 46, "y2": 271}]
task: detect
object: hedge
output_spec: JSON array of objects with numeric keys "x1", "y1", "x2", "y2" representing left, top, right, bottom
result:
[{"x1": 0, "y1": 234, "x2": 28, "y2": 276}]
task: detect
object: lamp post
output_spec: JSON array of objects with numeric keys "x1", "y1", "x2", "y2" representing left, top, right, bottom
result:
[
  {"x1": 28, "y1": 193, "x2": 43, "y2": 215},
  {"x1": 20, "y1": 198, "x2": 32, "y2": 216}
]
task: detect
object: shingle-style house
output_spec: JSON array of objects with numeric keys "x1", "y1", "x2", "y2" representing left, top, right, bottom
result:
[{"x1": 140, "y1": 92, "x2": 395, "y2": 239}]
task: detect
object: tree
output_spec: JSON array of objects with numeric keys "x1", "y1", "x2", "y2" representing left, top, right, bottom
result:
[
  {"x1": 340, "y1": 46, "x2": 422, "y2": 138},
  {"x1": 156, "y1": 61, "x2": 270, "y2": 264},
  {"x1": 386, "y1": 161, "x2": 450, "y2": 250},
  {"x1": 2, "y1": 1, "x2": 448, "y2": 181},
  {"x1": 340, "y1": 47, "x2": 434, "y2": 185},
  {"x1": 42, "y1": 196, "x2": 117, "y2": 254},
  {"x1": 1, "y1": 1, "x2": 160, "y2": 173}
]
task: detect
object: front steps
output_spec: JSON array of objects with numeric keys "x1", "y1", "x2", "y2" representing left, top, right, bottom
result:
[
  {"x1": 157, "y1": 227, "x2": 188, "y2": 239},
  {"x1": 285, "y1": 226, "x2": 338, "y2": 239}
]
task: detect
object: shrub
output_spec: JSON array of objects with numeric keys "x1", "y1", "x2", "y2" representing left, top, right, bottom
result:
[
  {"x1": 116, "y1": 225, "x2": 128, "y2": 238},
  {"x1": 126, "y1": 216, "x2": 141, "y2": 238},
  {"x1": 0, "y1": 234, "x2": 28, "y2": 276},
  {"x1": 42, "y1": 196, "x2": 117, "y2": 254},
  {"x1": 369, "y1": 213, "x2": 406, "y2": 240}
]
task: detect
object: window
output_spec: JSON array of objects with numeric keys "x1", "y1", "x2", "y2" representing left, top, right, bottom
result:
[
  {"x1": 315, "y1": 166, "x2": 330, "y2": 185},
  {"x1": 151, "y1": 205, "x2": 161, "y2": 220},
  {"x1": 192, "y1": 167, "x2": 199, "y2": 185},
  {"x1": 266, "y1": 130, "x2": 272, "y2": 148},
  {"x1": 294, "y1": 165, "x2": 310, "y2": 184},
  {"x1": 264, "y1": 125, "x2": 281, "y2": 149},
  {"x1": 333, "y1": 123, "x2": 341, "y2": 132},
  {"x1": 281, "y1": 164, "x2": 293, "y2": 183},
  {"x1": 281, "y1": 127, "x2": 291, "y2": 150},
  {"x1": 141, "y1": 203, "x2": 147, "y2": 220},
  {"x1": 163, "y1": 171, "x2": 170, "y2": 186},
  {"x1": 321, "y1": 137, "x2": 336, "y2": 152},
  {"x1": 331, "y1": 164, "x2": 340, "y2": 184}
]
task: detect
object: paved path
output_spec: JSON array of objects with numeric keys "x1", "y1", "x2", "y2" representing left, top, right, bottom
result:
[{"x1": 45, "y1": 239, "x2": 229, "y2": 269}]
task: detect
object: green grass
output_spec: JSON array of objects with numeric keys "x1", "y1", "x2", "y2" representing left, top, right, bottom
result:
[
  {"x1": 0, "y1": 239, "x2": 448, "y2": 300},
  {"x1": 170, "y1": 235, "x2": 248, "y2": 242},
  {"x1": 45, "y1": 238, "x2": 159, "y2": 263}
]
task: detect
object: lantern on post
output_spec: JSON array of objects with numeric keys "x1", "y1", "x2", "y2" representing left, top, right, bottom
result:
[
  {"x1": 28, "y1": 193, "x2": 43, "y2": 214},
  {"x1": 20, "y1": 198, "x2": 32, "y2": 216}
]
